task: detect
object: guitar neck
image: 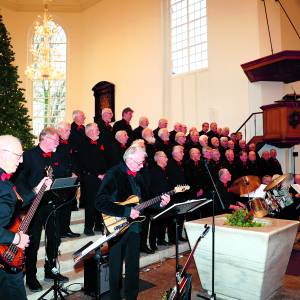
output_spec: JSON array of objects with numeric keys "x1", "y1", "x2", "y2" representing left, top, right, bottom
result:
[
  {"x1": 19, "y1": 183, "x2": 47, "y2": 233},
  {"x1": 134, "y1": 189, "x2": 175, "y2": 211}
]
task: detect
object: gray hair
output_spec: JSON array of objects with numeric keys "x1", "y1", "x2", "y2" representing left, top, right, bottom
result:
[
  {"x1": 72, "y1": 110, "x2": 83, "y2": 120},
  {"x1": 57, "y1": 121, "x2": 70, "y2": 130},
  {"x1": 123, "y1": 145, "x2": 147, "y2": 162},
  {"x1": 101, "y1": 107, "x2": 112, "y2": 116},
  {"x1": 85, "y1": 123, "x2": 98, "y2": 135},
  {"x1": 115, "y1": 130, "x2": 127, "y2": 141},
  {"x1": 39, "y1": 127, "x2": 57, "y2": 142}
]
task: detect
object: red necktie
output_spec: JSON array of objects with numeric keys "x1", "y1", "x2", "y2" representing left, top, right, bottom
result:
[
  {"x1": 127, "y1": 170, "x2": 137, "y2": 177},
  {"x1": 43, "y1": 152, "x2": 52, "y2": 158},
  {"x1": 90, "y1": 140, "x2": 97, "y2": 145},
  {"x1": 60, "y1": 139, "x2": 68, "y2": 144},
  {"x1": 77, "y1": 125, "x2": 84, "y2": 131},
  {"x1": 1, "y1": 173, "x2": 12, "y2": 181}
]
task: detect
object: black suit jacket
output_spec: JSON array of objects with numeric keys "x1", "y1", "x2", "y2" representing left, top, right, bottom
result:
[{"x1": 113, "y1": 119, "x2": 133, "y2": 138}]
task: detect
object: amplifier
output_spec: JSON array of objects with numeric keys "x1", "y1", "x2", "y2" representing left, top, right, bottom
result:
[{"x1": 83, "y1": 255, "x2": 110, "y2": 296}]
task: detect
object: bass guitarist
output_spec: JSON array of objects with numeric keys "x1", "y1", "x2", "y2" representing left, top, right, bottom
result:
[
  {"x1": 96, "y1": 145, "x2": 170, "y2": 300},
  {"x1": 0, "y1": 135, "x2": 51, "y2": 300}
]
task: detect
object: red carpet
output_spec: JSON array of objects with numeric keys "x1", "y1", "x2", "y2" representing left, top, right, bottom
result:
[{"x1": 286, "y1": 250, "x2": 300, "y2": 276}]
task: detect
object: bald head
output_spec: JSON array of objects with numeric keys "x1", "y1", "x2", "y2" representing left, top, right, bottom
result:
[{"x1": 0, "y1": 135, "x2": 23, "y2": 173}]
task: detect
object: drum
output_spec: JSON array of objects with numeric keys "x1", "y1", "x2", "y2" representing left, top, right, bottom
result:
[
  {"x1": 249, "y1": 198, "x2": 268, "y2": 218},
  {"x1": 265, "y1": 192, "x2": 280, "y2": 215},
  {"x1": 272, "y1": 188, "x2": 293, "y2": 209}
]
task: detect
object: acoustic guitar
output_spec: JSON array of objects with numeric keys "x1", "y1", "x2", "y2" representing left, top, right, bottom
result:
[
  {"x1": 102, "y1": 185, "x2": 190, "y2": 235},
  {"x1": 0, "y1": 167, "x2": 53, "y2": 273}
]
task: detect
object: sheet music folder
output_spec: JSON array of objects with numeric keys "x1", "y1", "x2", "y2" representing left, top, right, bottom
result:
[
  {"x1": 50, "y1": 176, "x2": 78, "y2": 190},
  {"x1": 152, "y1": 198, "x2": 212, "y2": 220}
]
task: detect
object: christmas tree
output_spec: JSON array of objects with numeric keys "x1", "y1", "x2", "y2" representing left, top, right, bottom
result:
[{"x1": 0, "y1": 14, "x2": 34, "y2": 149}]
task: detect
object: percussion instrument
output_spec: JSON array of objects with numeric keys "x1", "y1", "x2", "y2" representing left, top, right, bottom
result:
[
  {"x1": 229, "y1": 176, "x2": 261, "y2": 195},
  {"x1": 264, "y1": 174, "x2": 288, "y2": 191},
  {"x1": 249, "y1": 198, "x2": 268, "y2": 218}
]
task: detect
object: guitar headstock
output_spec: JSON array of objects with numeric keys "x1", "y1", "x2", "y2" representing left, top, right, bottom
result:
[
  {"x1": 174, "y1": 185, "x2": 190, "y2": 193},
  {"x1": 45, "y1": 166, "x2": 53, "y2": 179}
]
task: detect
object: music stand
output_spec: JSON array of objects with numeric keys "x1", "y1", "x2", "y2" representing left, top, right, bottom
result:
[
  {"x1": 38, "y1": 180, "x2": 79, "y2": 300},
  {"x1": 152, "y1": 199, "x2": 212, "y2": 300}
]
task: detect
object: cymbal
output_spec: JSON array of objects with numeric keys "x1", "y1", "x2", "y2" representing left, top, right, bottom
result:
[
  {"x1": 229, "y1": 175, "x2": 261, "y2": 195},
  {"x1": 263, "y1": 174, "x2": 288, "y2": 191}
]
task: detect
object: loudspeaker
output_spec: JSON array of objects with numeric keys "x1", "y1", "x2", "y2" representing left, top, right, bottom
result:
[{"x1": 83, "y1": 255, "x2": 110, "y2": 296}]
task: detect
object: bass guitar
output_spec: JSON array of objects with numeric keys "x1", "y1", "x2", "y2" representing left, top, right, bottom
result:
[
  {"x1": 0, "y1": 167, "x2": 53, "y2": 273},
  {"x1": 163, "y1": 224, "x2": 210, "y2": 300},
  {"x1": 102, "y1": 185, "x2": 190, "y2": 235}
]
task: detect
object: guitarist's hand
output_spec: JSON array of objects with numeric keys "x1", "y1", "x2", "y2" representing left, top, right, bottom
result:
[
  {"x1": 34, "y1": 177, "x2": 53, "y2": 194},
  {"x1": 130, "y1": 208, "x2": 140, "y2": 219},
  {"x1": 13, "y1": 231, "x2": 30, "y2": 250},
  {"x1": 160, "y1": 194, "x2": 171, "y2": 207}
]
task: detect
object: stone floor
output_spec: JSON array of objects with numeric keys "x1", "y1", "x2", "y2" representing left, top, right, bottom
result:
[{"x1": 26, "y1": 210, "x2": 300, "y2": 300}]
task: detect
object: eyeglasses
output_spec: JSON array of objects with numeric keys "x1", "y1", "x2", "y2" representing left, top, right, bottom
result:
[
  {"x1": 46, "y1": 136, "x2": 59, "y2": 143},
  {"x1": 0, "y1": 149, "x2": 23, "y2": 160},
  {"x1": 130, "y1": 158, "x2": 144, "y2": 166}
]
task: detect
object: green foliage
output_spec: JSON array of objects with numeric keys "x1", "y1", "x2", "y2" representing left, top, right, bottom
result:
[
  {"x1": 225, "y1": 209, "x2": 263, "y2": 227},
  {"x1": 0, "y1": 14, "x2": 35, "y2": 149}
]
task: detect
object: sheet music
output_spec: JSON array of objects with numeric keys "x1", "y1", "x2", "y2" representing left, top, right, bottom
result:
[
  {"x1": 291, "y1": 184, "x2": 300, "y2": 194},
  {"x1": 240, "y1": 184, "x2": 267, "y2": 198}
]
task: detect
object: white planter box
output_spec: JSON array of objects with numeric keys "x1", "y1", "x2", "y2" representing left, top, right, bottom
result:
[{"x1": 185, "y1": 214, "x2": 299, "y2": 300}]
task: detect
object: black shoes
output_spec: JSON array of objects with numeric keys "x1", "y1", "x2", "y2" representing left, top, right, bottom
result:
[
  {"x1": 84, "y1": 228, "x2": 95, "y2": 236},
  {"x1": 157, "y1": 240, "x2": 169, "y2": 246},
  {"x1": 150, "y1": 244, "x2": 158, "y2": 251},
  {"x1": 45, "y1": 268, "x2": 69, "y2": 282},
  {"x1": 61, "y1": 230, "x2": 81, "y2": 238},
  {"x1": 140, "y1": 245, "x2": 155, "y2": 254},
  {"x1": 179, "y1": 236, "x2": 188, "y2": 242},
  {"x1": 26, "y1": 277, "x2": 43, "y2": 292}
]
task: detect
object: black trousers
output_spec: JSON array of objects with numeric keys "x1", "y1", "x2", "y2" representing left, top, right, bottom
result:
[
  {"x1": 25, "y1": 203, "x2": 61, "y2": 280},
  {"x1": 149, "y1": 217, "x2": 167, "y2": 247},
  {"x1": 0, "y1": 269, "x2": 26, "y2": 300},
  {"x1": 108, "y1": 231, "x2": 140, "y2": 300},
  {"x1": 59, "y1": 190, "x2": 77, "y2": 235},
  {"x1": 83, "y1": 174, "x2": 103, "y2": 231}
]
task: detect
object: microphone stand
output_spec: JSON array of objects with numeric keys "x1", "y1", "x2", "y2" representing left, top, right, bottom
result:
[{"x1": 198, "y1": 160, "x2": 225, "y2": 300}]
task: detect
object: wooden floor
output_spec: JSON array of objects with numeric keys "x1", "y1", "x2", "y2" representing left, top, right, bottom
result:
[{"x1": 63, "y1": 249, "x2": 300, "y2": 300}]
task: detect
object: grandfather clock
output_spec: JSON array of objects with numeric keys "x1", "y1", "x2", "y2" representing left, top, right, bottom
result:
[{"x1": 92, "y1": 81, "x2": 115, "y2": 123}]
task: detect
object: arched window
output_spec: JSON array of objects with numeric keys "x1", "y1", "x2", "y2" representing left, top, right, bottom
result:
[
  {"x1": 170, "y1": 0, "x2": 207, "y2": 75},
  {"x1": 31, "y1": 21, "x2": 67, "y2": 137}
]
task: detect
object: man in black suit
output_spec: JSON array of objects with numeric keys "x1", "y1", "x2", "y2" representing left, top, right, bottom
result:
[
  {"x1": 69, "y1": 110, "x2": 86, "y2": 208},
  {"x1": 109, "y1": 130, "x2": 129, "y2": 167},
  {"x1": 96, "y1": 107, "x2": 114, "y2": 147},
  {"x1": 169, "y1": 122, "x2": 182, "y2": 144},
  {"x1": 132, "y1": 116, "x2": 149, "y2": 140},
  {"x1": 269, "y1": 149, "x2": 283, "y2": 176},
  {"x1": 154, "y1": 128, "x2": 171, "y2": 157},
  {"x1": 80, "y1": 123, "x2": 108, "y2": 236},
  {"x1": 56, "y1": 121, "x2": 80, "y2": 239},
  {"x1": 95, "y1": 145, "x2": 170, "y2": 300},
  {"x1": 0, "y1": 135, "x2": 35, "y2": 300},
  {"x1": 16, "y1": 127, "x2": 69, "y2": 292},
  {"x1": 153, "y1": 118, "x2": 168, "y2": 139},
  {"x1": 112, "y1": 107, "x2": 134, "y2": 139}
]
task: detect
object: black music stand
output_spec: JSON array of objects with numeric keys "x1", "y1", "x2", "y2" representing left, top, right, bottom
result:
[
  {"x1": 152, "y1": 199, "x2": 212, "y2": 300},
  {"x1": 38, "y1": 180, "x2": 79, "y2": 300}
]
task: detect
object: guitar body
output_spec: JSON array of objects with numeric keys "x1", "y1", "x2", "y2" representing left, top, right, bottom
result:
[
  {"x1": 102, "y1": 195, "x2": 144, "y2": 234},
  {"x1": 0, "y1": 216, "x2": 24, "y2": 273}
]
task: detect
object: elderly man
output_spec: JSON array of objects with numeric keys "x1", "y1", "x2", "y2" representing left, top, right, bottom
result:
[
  {"x1": 247, "y1": 151, "x2": 260, "y2": 177},
  {"x1": 169, "y1": 122, "x2": 182, "y2": 144},
  {"x1": 113, "y1": 107, "x2": 134, "y2": 139},
  {"x1": 219, "y1": 136, "x2": 228, "y2": 159},
  {"x1": 186, "y1": 130, "x2": 201, "y2": 152},
  {"x1": 207, "y1": 122, "x2": 219, "y2": 141},
  {"x1": 109, "y1": 130, "x2": 129, "y2": 167},
  {"x1": 199, "y1": 134, "x2": 208, "y2": 148},
  {"x1": 16, "y1": 127, "x2": 68, "y2": 291},
  {"x1": 199, "y1": 122, "x2": 209, "y2": 136},
  {"x1": 148, "y1": 151, "x2": 170, "y2": 251},
  {"x1": 269, "y1": 149, "x2": 283, "y2": 176},
  {"x1": 96, "y1": 146, "x2": 170, "y2": 300},
  {"x1": 142, "y1": 128, "x2": 156, "y2": 168},
  {"x1": 69, "y1": 109, "x2": 86, "y2": 208},
  {"x1": 155, "y1": 128, "x2": 171, "y2": 156},
  {"x1": 97, "y1": 107, "x2": 114, "y2": 146},
  {"x1": 133, "y1": 116, "x2": 149, "y2": 140},
  {"x1": 153, "y1": 118, "x2": 168, "y2": 139},
  {"x1": 56, "y1": 121, "x2": 80, "y2": 238},
  {"x1": 259, "y1": 150, "x2": 272, "y2": 177},
  {"x1": 0, "y1": 135, "x2": 39, "y2": 299},
  {"x1": 80, "y1": 123, "x2": 107, "y2": 236},
  {"x1": 166, "y1": 145, "x2": 188, "y2": 243}
]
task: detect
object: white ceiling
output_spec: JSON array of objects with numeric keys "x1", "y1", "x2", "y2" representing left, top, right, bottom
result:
[{"x1": 0, "y1": 0, "x2": 102, "y2": 12}]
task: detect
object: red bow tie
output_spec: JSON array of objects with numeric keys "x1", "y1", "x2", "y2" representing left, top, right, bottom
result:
[
  {"x1": 120, "y1": 144, "x2": 126, "y2": 149},
  {"x1": 42, "y1": 152, "x2": 52, "y2": 158},
  {"x1": 194, "y1": 161, "x2": 199, "y2": 166},
  {"x1": 1, "y1": 173, "x2": 12, "y2": 181},
  {"x1": 161, "y1": 167, "x2": 166, "y2": 172},
  {"x1": 177, "y1": 161, "x2": 182, "y2": 166},
  {"x1": 77, "y1": 125, "x2": 84, "y2": 131},
  {"x1": 90, "y1": 140, "x2": 97, "y2": 145},
  {"x1": 60, "y1": 139, "x2": 68, "y2": 144},
  {"x1": 100, "y1": 144, "x2": 105, "y2": 151},
  {"x1": 164, "y1": 141, "x2": 168, "y2": 145},
  {"x1": 127, "y1": 170, "x2": 137, "y2": 177}
]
